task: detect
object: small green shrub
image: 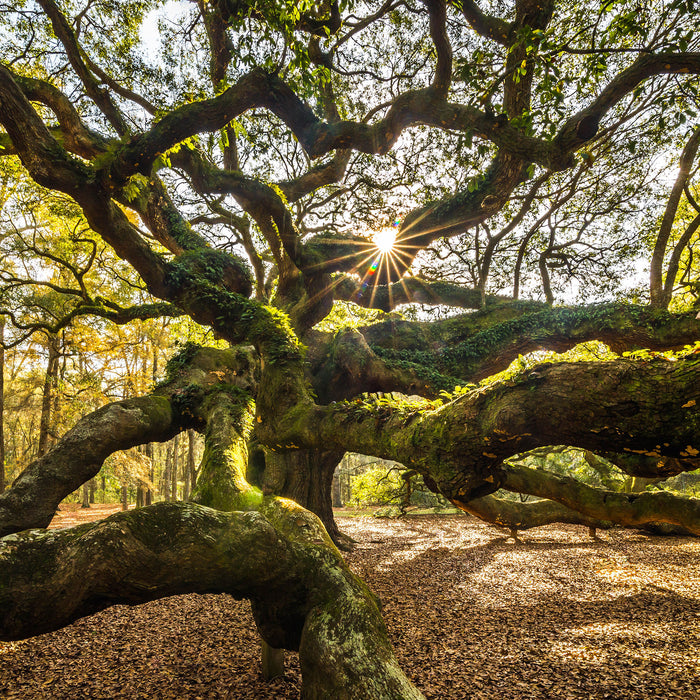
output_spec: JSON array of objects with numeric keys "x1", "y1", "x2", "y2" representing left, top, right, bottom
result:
[{"x1": 350, "y1": 467, "x2": 404, "y2": 506}]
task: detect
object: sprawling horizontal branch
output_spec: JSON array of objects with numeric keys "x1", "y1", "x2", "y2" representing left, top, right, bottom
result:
[
  {"x1": 554, "y1": 52, "x2": 700, "y2": 158},
  {"x1": 463, "y1": 493, "x2": 607, "y2": 532},
  {"x1": 0, "y1": 502, "x2": 424, "y2": 699},
  {"x1": 362, "y1": 304, "x2": 700, "y2": 382},
  {"x1": 263, "y1": 354, "x2": 700, "y2": 502},
  {"x1": 499, "y1": 463, "x2": 700, "y2": 535}
]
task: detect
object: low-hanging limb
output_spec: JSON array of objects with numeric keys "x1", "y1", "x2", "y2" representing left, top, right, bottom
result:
[
  {"x1": 0, "y1": 501, "x2": 424, "y2": 700},
  {"x1": 462, "y1": 493, "x2": 608, "y2": 532},
  {"x1": 0, "y1": 345, "x2": 257, "y2": 537},
  {"x1": 497, "y1": 462, "x2": 700, "y2": 535}
]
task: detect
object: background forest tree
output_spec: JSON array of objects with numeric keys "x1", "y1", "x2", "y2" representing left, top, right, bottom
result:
[{"x1": 1, "y1": 1, "x2": 700, "y2": 697}]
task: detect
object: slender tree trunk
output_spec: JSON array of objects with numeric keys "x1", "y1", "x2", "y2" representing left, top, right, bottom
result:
[
  {"x1": 163, "y1": 442, "x2": 172, "y2": 501},
  {"x1": 81, "y1": 482, "x2": 90, "y2": 508},
  {"x1": 0, "y1": 318, "x2": 5, "y2": 494},
  {"x1": 332, "y1": 470, "x2": 342, "y2": 507},
  {"x1": 136, "y1": 446, "x2": 146, "y2": 507},
  {"x1": 37, "y1": 334, "x2": 60, "y2": 457},
  {"x1": 172, "y1": 433, "x2": 179, "y2": 501},
  {"x1": 121, "y1": 484, "x2": 128, "y2": 511},
  {"x1": 146, "y1": 442, "x2": 154, "y2": 505},
  {"x1": 145, "y1": 342, "x2": 159, "y2": 505},
  {"x1": 89, "y1": 478, "x2": 95, "y2": 504},
  {"x1": 48, "y1": 331, "x2": 67, "y2": 447},
  {"x1": 185, "y1": 429, "x2": 196, "y2": 500}
]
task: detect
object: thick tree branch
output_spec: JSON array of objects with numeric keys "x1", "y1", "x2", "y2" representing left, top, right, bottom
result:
[
  {"x1": 553, "y1": 53, "x2": 700, "y2": 161},
  {"x1": 332, "y1": 275, "x2": 529, "y2": 311},
  {"x1": 498, "y1": 463, "x2": 700, "y2": 535},
  {"x1": 463, "y1": 493, "x2": 607, "y2": 531},
  {"x1": 460, "y1": 0, "x2": 512, "y2": 45},
  {"x1": 363, "y1": 304, "x2": 700, "y2": 382},
  {"x1": 12, "y1": 74, "x2": 111, "y2": 159},
  {"x1": 0, "y1": 394, "x2": 177, "y2": 536},
  {"x1": 424, "y1": 0, "x2": 452, "y2": 97},
  {"x1": 0, "y1": 501, "x2": 424, "y2": 699},
  {"x1": 0, "y1": 65, "x2": 90, "y2": 194},
  {"x1": 262, "y1": 354, "x2": 700, "y2": 504}
]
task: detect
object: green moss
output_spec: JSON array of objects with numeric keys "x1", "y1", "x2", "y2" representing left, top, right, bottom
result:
[
  {"x1": 166, "y1": 248, "x2": 253, "y2": 290},
  {"x1": 162, "y1": 341, "x2": 202, "y2": 383},
  {"x1": 138, "y1": 395, "x2": 174, "y2": 426}
]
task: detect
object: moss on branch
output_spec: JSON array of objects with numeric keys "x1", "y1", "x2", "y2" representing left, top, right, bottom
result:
[
  {"x1": 0, "y1": 501, "x2": 424, "y2": 699},
  {"x1": 0, "y1": 345, "x2": 258, "y2": 537},
  {"x1": 365, "y1": 304, "x2": 700, "y2": 382},
  {"x1": 501, "y1": 463, "x2": 700, "y2": 535}
]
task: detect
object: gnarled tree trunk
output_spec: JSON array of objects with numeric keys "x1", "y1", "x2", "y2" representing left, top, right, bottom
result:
[{"x1": 257, "y1": 448, "x2": 346, "y2": 546}]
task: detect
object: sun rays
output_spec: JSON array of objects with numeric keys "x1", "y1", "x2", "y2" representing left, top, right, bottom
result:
[
  {"x1": 372, "y1": 226, "x2": 397, "y2": 254},
  {"x1": 303, "y1": 212, "x2": 448, "y2": 313}
]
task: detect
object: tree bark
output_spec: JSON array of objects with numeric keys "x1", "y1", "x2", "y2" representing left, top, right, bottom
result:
[
  {"x1": 267, "y1": 355, "x2": 700, "y2": 503},
  {"x1": 0, "y1": 394, "x2": 177, "y2": 536},
  {"x1": 0, "y1": 501, "x2": 424, "y2": 699},
  {"x1": 260, "y1": 449, "x2": 345, "y2": 545},
  {"x1": 497, "y1": 463, "x2": 700, "y2": 535},
  {"x1": 0, "y1": 345, "x2": 258, "y2": 536}
]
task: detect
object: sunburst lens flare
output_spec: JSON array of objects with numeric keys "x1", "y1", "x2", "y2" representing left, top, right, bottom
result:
[{"x1": 373, "y1": 227, "x2": 397, "y2": 254}]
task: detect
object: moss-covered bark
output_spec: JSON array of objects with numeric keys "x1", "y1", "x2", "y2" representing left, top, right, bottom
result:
[
  {"x1": 361, "y1": 304, "x2": 700, "y2": 383},
  {"x1": 0, "y1": 394, "x2": 177, "y2": 537},
  {"x1": 264, "y1": 354, "x2": 700, "y2": 510},
  {"x1": 500, "y1": 463, "x2": 700, "y2": 534},
  {"x1": 459, "y1": 493, "x2": 608, "y2": 532},
  {"x1": 259, "y1": 448, "x2": 346, "y2": 546},
  {"x1": 0, "y1": 501, "x2": 424, "y2": 700},
  {"x1": 190, "y1": 390, "x2": 263, "y2": 511}
]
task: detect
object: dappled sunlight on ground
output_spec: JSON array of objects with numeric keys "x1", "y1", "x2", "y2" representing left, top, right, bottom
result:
[{"x1": 1, "y1": 512, "x2": 698, "y2": 699}]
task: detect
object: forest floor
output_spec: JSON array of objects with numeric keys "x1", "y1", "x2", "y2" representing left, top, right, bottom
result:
[{"x1": 1, "y1": 505, "x2": 699, "y2": 699}]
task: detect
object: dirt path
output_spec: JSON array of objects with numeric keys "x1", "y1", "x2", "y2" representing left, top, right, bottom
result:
[{"x1": 1, "y1": 510, "x2": 699, "y2": 699}]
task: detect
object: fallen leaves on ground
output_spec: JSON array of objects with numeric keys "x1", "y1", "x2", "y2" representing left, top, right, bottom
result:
[{"x1": 1, "y1": 508, "x2": 699, "y2": 699}]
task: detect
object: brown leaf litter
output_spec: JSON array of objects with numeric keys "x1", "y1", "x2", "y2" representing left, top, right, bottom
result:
[{"x1": 1, "y1": 508, "x2": 698, "y2": 699}]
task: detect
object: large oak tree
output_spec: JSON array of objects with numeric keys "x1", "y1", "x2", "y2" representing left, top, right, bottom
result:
[{"x1": 1, "y1": 1, "x2": 700, "y2": 697}]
